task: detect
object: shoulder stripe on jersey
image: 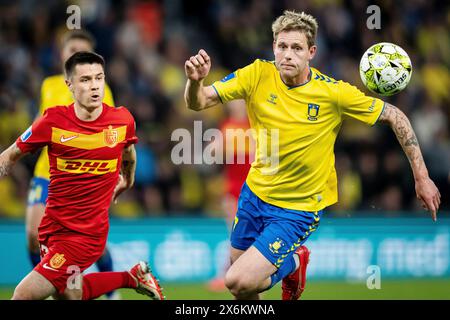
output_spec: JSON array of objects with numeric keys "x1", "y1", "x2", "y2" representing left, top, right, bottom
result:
[
  {"x1": 314, "y1": 73, "x2": 338, "y2": 84},
  {"x1": 51, "y1": 126, "x2": 127, "y2": 150}
]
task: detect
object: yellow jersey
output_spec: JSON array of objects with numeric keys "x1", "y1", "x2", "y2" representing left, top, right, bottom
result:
[
  {"x1": 212, "y1": 59, "x2": 385, "y2": 211},
  {"x1": 33, "y1": 74, "x2": 115, "y2": 179}
]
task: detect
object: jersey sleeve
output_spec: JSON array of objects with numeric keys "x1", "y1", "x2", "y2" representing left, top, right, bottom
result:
[
  {"x1": 125, "y1": 111, "x2": 138, "y2": 147},
  {"x1": 212, "y1": 59, "x2": 263, "y2": 103},
  {"x1": 338, "y1": 81, "x2": 385, "y2": 126},
  {"x1": 16, "y1": 110, "x2": 52, "y2": 154}
]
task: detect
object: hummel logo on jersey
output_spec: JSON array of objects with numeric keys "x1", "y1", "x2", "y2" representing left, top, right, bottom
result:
[
  {"x1": 267, "y1": 93, "x2": 277, "y2": 105},
  {"x1": 60, "y1": 135, "x2": 79, "y2": 143},
  {"x1": 42, "y1": 263, "x2": 59, "y2": 272}
]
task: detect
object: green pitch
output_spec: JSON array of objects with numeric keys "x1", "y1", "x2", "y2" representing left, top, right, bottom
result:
[{"x1": 1, "y1": 279, "x2": 449, "y2": 300}]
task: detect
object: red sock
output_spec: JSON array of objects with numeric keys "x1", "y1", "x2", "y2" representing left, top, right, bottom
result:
[{"x1": 82, "y1": 271, "x2": 137, "y2": 300}]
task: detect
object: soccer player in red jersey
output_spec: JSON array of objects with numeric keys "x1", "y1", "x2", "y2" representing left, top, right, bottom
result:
[
  {"x1": 0, "y1": 51, "x2": 164, "y2": 300},
  {"x1": 26, "y1": 30, "x2": 119, "y2": 300}
]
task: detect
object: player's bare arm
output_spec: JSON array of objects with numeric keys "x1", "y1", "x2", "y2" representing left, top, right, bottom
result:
[
  {"x1": 112, "y1": 144, "x2": 136, "y2": 203},
  {"x1": 378, "y1": 102, "x2": 441, "y2": 220},
  {"x1": 0, "y1": 143, "x2": 26, "y2": 178},
  {"x1": 121, "y1": 144, "x2": 137, "y2": 188},
  {"x1": 184, "y1": 49, "x2": 221, "y2": 111}
]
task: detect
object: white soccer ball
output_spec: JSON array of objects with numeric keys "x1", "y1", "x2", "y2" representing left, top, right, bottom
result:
[{"x1": 359, "y1": 42, "x2": 412, "y2": 96}]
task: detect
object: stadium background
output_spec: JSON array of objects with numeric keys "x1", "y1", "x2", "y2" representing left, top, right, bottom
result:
[{"x1": 0, "y1": 0, "x2": 449, "y2": 299}]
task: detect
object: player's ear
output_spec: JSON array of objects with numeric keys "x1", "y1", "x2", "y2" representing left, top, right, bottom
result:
[
  {"x1": 308, "y1": 45, "x2": 317, "y2": 60},
  {"x1": 65, "y1": 78, "x2": 73, "y2": 92}
]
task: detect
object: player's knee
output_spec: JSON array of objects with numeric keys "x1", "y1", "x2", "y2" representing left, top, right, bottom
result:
[
  {"x1": 60, "y1": 289, "x2": 82, "y2": 300},
  {"x1": 12, "y1": 287, "x2": 33, "y2": 300},
  {"x1": 225, "y1": 272, "x2": 257, "y2": 296},
  {"x1": 224, "y1": 271, "x2": 237, "y2": 292}
]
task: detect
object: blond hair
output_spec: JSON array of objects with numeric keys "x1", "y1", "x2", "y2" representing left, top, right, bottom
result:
[{"x1": 272, "y1": 10, "x2": 318, "y2": 47}]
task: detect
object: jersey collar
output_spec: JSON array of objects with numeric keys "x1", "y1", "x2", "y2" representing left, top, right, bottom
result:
[
  {"x1": 279, "y1": 67, "x2": 313, "y2": 90},
  {"x1": 70, "y1": 102, "x2": 107, "y2": 124}
]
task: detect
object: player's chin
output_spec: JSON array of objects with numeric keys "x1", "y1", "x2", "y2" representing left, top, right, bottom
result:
[
  {"x1": 280, "y1": 68, "x2": 297, "y2": 78},
  {"x1": 87, "y1": 99, "x2": 103, "y2": 109}
]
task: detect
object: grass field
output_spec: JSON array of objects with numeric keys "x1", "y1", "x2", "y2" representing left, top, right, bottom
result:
[{"x1": 1, "y1": 279, "x2": 449, "y2": 300}]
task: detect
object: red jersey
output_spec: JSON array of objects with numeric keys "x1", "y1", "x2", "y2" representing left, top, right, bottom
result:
[{"x1": 16, "y1": 103, "x2": 138, "y2": 239}]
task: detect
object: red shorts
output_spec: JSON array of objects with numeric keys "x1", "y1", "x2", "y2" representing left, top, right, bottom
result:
[{"x1": 35, "y1": 217, "x2": 107, "y2": 294}]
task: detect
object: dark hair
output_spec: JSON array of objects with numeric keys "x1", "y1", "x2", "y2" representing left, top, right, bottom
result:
[
  {"x1": 64, "y1": 51, "x2": 105, "y2": 78},
  {"x1": 61, "y1": 30, "x2": 96, "y2": 49}
]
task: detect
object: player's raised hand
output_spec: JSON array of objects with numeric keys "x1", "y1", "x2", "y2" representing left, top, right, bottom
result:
[
  {"x1": 415, "y1": 177, "x2": 440, "y2": 221},
  {"x1": 185, "y1": 49, "x2": 211, "y2": 81}
]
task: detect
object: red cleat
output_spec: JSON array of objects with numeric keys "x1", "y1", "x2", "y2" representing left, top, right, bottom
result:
[
  {"x1": 128, "y1": 261, "x2": 165, "y2": 300},
  {"x1": 282, "y1": 246, "x2": 310, "y2": 300}
]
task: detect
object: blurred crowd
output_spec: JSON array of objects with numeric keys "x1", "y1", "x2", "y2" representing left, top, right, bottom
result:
[{"x1": 0, "y1": 0, "x2": 448, "y2": 218}]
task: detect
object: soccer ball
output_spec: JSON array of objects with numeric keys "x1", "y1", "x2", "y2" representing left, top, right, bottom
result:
[{"x1": 359, "y1": 42, "x2": 412, "y2": 96}]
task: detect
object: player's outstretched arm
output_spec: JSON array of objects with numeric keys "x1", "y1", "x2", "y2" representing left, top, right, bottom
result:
[
  {"x1": 378, "y1": 102, "x2": 440, "y2": 221},
  {"x1": 184, "y1": 49, "x2": 221, "y2": 111},
  {"x1": 0, "y1": 143, "x2": 26, "y2": 178},
  {"x1": 112, "y1": 144, "x2": 136, "y2": 203}
]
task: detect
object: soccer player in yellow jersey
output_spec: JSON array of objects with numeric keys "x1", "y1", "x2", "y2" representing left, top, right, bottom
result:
[
  {"x1": 184, "y1": 10, "x2": 441, "y2": 300},
  {"x1": 26, "y1": 30, "x2": 117, "y2": 299}
]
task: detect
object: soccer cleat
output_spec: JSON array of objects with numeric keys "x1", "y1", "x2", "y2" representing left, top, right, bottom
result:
[
  {"x1": 128, "y1": 261, "x2": 165, "y2": 300},
  {"x1": 281, "y1": 245, "x2": 310, "y2": 300}
]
